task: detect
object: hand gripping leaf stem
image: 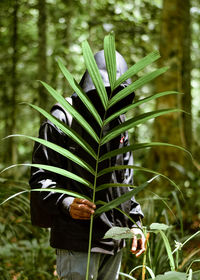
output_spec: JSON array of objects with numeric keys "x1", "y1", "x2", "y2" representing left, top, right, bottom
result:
[{"x1": 0, "y1": 33, "x2": 191, "y2": 280}]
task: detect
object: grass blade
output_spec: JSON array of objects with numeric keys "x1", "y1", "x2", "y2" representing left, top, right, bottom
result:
[
  {"x1": 114, "y1": 50, "x2": 161, "y2": 90},
  {"x1": 159, "y1": 230, "x2": 175, "y2": 271},
  {"x1": 104, "y1": 91, "x2": 180, "y2": 125},
  {"x1": 57, "y1": 58, "x2": 103, "y2": 127},
  {"x1": 129, "y1": 265, "x2": 156, "y2": 279},
  {"x1": 99, "y1": 142, "x2": 192, "y2": 162},
  {"x1": 27, "y1": 103, "x2": 97, "y2": 159},
  {"x1": 101, "y1": 109, "x2": 183, "y2": 145},
  {"x1": 109, "y1": 67, "x2": 169, "y2": 108},
  {"x1": 40, "y1": 81, "x2": 99, "y2": 143},
  {"x1": 104, "y1": 32, "x2": 116, "y2": 91},
  {"x1": 5, "y1": 134, "x2": 95, "y2": 175},
  {"x1": 82, "y1": 40, "x2": 108, "y2": 109},
  {"x1": 0, "y1": 163, "x2": 93, "y2": 189}
]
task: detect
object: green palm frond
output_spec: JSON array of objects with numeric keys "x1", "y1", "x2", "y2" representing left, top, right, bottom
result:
[{"x1": 1, "y1": 33, "x2": 188, "y2": 280}]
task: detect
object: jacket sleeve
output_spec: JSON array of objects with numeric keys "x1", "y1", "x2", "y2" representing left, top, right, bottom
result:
[
  {"x1": 29, "y1": 107, "x2": 71, "y2": 216},
  {"x1": 123, "y1": 136, "x2": 144, "y2": 228}
]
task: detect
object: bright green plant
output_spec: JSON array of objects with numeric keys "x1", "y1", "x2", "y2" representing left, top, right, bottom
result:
[
  {"x1": 1, "y1": 33, "x2": 191, "y2": 280},
  {"x1": 109, "y1": 223, "x2": 200, "y2": 280}
]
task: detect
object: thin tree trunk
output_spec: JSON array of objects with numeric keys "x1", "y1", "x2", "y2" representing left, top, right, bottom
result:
[
  {"x1": 153, "y1": 0, "x2": 192, "y2": 179},
  {"x1": 38, "y1": 0, "x2": 47, "y2": 120},
  {"x1": 10, "y1": 0, "x2": 19, "y2": 166}
]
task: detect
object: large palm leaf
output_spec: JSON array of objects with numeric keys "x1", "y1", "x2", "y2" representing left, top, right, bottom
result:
[{"x1": 1, "y1": 33, "x2": 190, "y2": 280}]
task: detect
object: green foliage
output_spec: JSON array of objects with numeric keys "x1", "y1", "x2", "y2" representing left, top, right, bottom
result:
[
  {"x1": 0, "y1": 0, "x2": 200, "y2": 279},
  {"x1": 1, "y1": 33, "x2": 191, "y2": 280}
]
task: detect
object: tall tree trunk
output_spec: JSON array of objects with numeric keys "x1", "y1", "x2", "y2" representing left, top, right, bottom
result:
[
  {"x1": 153, "y1": 0, "x2": 192, "y2": 180},
  {"x1": 38, "y1": 0, "x2": 47, "y2": 119},
  {"x1": 10, "y1": 0, "x2": 19, "y2": 166}
]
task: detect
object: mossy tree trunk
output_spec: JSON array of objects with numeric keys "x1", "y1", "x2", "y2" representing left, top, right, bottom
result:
[{"x1": 153, "y1": 0, "x2": 192, "y2": 179}]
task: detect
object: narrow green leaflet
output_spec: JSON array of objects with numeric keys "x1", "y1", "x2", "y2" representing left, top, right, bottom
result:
[
  {"x1": 95, "y1": 183, "x2": 147, "y2": 215},
  {"x1": 96, "y1": 183, "x2": 136, "y2": 192},
  {"x1": 57, "y1": 58, "x2": 102, "y2": 127},
  {"x1": 159, "y1": 230, "x2": 175, "y2": 271},
  {"x1": 28, "y1": 103, "x2": 97, "y2": 159},
  {"x1": 101, "y1": 109, "x2": 182, "y2": 145},
  {"x1": 114, "y1": 50, "x2": 160, "y2": 90},
  {"x1": 104, "y1": 91, "x2": 180, "y2": 125},
  {"x1": 99, "y1": 142, "x2": 192, "y2": 162},
  {"x1": 97, "y1": 165, "x2": 181, "y2": 192},
  {"x1": 41, "y1": 81, "x2": 99, "y2": 143},
  {"x1": 0, "y1": 163, "x2": 93, "y2": 189},
  {"x1": 82, "y1": 40, "x2": 108, "y2": 109},
  {"x1": 108, "y1": 67, "x2": 169, "y2": 108},
  {"x1": 104, "y1": 33, "x2": 116, "y2": 91},
  {"x1": 0, "y1": 188, "x2": 91, "y2": 206},
  {"x1": 95, "y1": 176, "x2": 158, "y2": 216},
  {"x1": 6, "y1": 134, "x2": 95, "y2": 175}
]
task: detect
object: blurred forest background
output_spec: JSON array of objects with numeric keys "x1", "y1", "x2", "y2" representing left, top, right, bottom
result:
[{"x1": 0, "y1": 0, "x2": 200, "y2": 279}]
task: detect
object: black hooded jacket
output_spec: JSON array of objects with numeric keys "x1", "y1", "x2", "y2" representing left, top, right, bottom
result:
[{"x1": 29, "y1": 50, "x2": 144, "y2": 255}]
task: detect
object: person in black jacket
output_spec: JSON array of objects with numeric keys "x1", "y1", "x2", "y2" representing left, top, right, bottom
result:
[{"x1": 30, "y1": 50, "x2": 146, "y2": 280}]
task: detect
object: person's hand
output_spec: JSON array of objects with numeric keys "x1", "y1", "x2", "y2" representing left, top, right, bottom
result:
[
  {"x1": 69, "y1": 198, "x2": 96, "y2": 220},
  {"x1": 130, "y1": 228, "x2": 146, "y2": 257}
]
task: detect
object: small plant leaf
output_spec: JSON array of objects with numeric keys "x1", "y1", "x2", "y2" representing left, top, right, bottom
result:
[
  {"x1": 82, "y1": 40, "x2": 108, "y2": 109},
  {"x1": 150, "y1": 223, "x2": 169, "y2": 231},
  {"x1": 103, "y1": 227, "x2": 133, "y2": 240},
  {"x1": 149, "y1": 271, "x2": 187, "y2": 280}
]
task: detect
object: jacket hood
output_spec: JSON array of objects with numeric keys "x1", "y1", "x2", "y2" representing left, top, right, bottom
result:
[{"x1": 80, "y1": 50, "x2": 132, "y2": 93}]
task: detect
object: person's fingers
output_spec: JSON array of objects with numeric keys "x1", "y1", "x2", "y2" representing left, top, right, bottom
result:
[
  {"x1": 70, "y1": 208, "x2": 91, "y2": 219},
  {"x1": 72, "y1": 203, "x2": 95, "y2": 214},
  {"x1": 70, "y1": 200, "x2": 95, "y2": 219},
  {"x1": 135, "y1": 239, "x2": 146, "y2": 257},
  {"x1": 131, "y1": 235, "x2": 138, "y2": 252},
  {"x1": 74, "y1": 198, "x2": 96, "y2": 209}
]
